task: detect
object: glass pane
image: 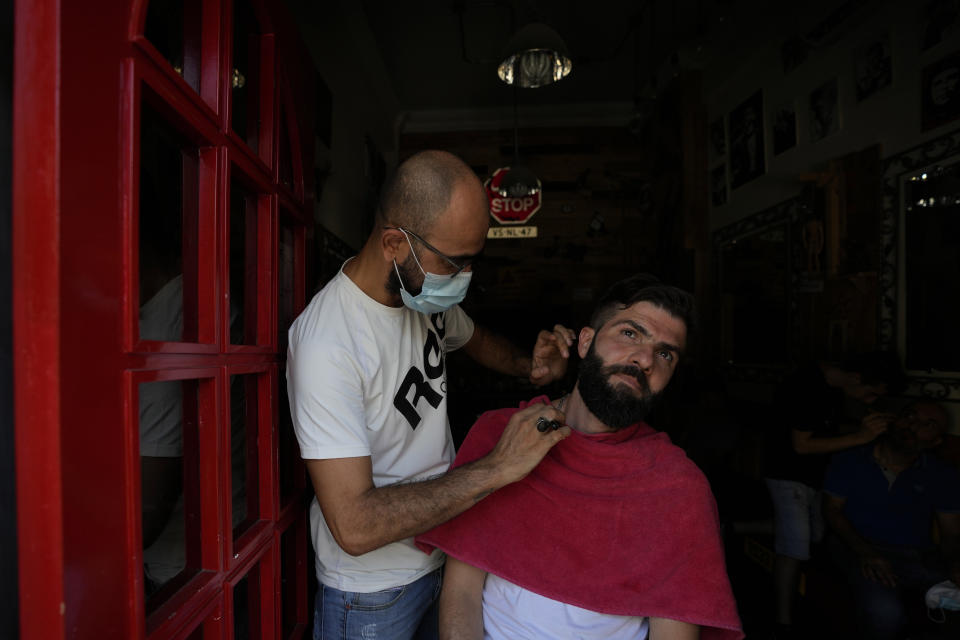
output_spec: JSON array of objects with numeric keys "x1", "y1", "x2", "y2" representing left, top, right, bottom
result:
[
  {"x1": 278, "y1": 103, "x2": 294, "y2": 191},
  {"x1": 230, "y1": 374, "x2": 260, "y2": 539},
  {"x1": 139, "y1": 100, "x2": 199, "y2": 343},
  {"x1": 280, "y1": 526, "x2": 300, "y2": 638},
  {"x1": 278, "y1": 374, "x2": 298, "y2": 506},
  {"x1": 904, "y1": 166, "x2": 960, "y2": 370},
  {"x1": 233, "y1": 564, "x2": 261, "y2": 640},
  {"x1": 229, "y1": 178, "x2": 258, "y2": 345},
  {"x1": 278, "y1": 222, "x2": 295, "y2": 350},
  {"x1": 231, "y1": 0, "x2": 262, "y2": 153},
  {"x1": 144, "y1": 0, "x2": 202, "y2": 92},
  {"x1": 140, "y1": 379, "x2": 201, "y2": 614}
]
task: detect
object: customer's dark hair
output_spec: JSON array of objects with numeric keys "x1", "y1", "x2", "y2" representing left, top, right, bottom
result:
[{"x1": 588, "y1": 273, "x2": 697, "y2": 344}]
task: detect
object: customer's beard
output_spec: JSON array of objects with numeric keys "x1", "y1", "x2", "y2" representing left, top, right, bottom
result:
[
  {"x1": 386, "y1": 253, "x2": 424, "y2": 297},
  {"x1": 576, "y1": 345, "x2": 660, "y2": 430}
]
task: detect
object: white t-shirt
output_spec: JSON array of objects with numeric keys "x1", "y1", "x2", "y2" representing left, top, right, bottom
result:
[
  {"x1": 286, "y1": 264, "x2": 475, "y2": 592},
  {"x1": 482, "y1": 573, "x2": 649, "y2": 640}
]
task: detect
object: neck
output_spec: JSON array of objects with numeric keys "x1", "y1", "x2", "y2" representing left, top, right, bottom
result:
[
  {"x1": 874, "y1": 439, "x2": 918, "y2": 471},
  {"x1": 560, "y1": 387, "x2": 621, "y2": 434},
  {"x1": 343, "y1": 240, "x2": 403, "y2": 307}
]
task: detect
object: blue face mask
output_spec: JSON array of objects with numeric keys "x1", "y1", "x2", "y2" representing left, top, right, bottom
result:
[{"x1": 394, "y1": 231, "x2": 472, "y2": 314}]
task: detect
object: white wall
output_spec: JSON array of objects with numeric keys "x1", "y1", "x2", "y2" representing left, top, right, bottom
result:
[{"x1": 705, "y1": 0, "x2": 960, "y2": 230}]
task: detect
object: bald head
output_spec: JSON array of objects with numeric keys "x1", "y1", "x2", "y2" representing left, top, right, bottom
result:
[{"x1": 377, "y1": 150, "x2": 484, "y2": 235}]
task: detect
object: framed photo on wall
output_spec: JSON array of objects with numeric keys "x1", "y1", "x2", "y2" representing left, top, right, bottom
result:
[
  {"x1": 773, "y1": 101, "x2": 797, "y2": 155},
  {"x1": 709, "y1": 117, "x2": 726, "y2": 162},
  {"x1": 921, "y1": 49, "x2": 960, "y2": 131},
  {"x1": 711, "y1": 165, "x2": 728, "y2": 206},
  {"x1": 809, "y1": 78, "x2": 840, "y2": 142},
  {"x1": 729, "y1": 90, "x2": 765, "y2": 189},
  {"x1": 854, "y1": 33, "x2": 892, "y2": 102}
]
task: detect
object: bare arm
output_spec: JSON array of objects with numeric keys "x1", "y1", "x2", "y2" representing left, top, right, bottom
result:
[
  {"x1": 935, "y1": 511, "x2": 960, "y2": 585},
  {"x1": 823, "y1": 492, "x2": 897, "y2": 587},
  {"x1": 649, "y1": 617, "x2": 699, "y2": 639},
  {"x1": 306, "y1": 404, "x2": 570, "y2": 556},
  {"x1": 462, "y1": 323, "x2": 574, "y2": 386},
  {"x1": 439, "y1": 557, "x2": 487, "y2": 640},
  {"x1": 791, "y1": 413, "x2": 892, "y2": 455}
]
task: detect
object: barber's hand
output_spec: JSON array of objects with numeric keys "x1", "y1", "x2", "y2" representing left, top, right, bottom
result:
[
  {"x1": 860, "y1": 554, "x2": 897, "y2": 587},
  {"x1": 855, "y1": 412, "x2": 893, "y2": 444},
  {"x1": 530, "y1": 324, "x2": 576, "y2": 387},
  {"x1": 485, "y1": 404, "x2": 570, "y2": 486}
]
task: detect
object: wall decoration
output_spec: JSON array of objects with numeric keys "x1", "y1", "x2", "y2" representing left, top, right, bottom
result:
[
  {"x1": 709, "y1": 117, "x2": 726, "y2": 161},
  {"x1": 772, "y1": 101, "x2": 797, "y2": 156},
  {"x1": 921, "y1": 49, "x2": 960, "y2": 131},
  {"x1": 781, "y1": 37, "x2": 808, "y2": 74},
  {"x1": 878, "y1": 127, "x2": 960, "y2": 400},
  {"x1": 809, "y1": 78, "x2": 840, "y2": 142},
  {"x1": 920, "y1": 0, "x2": 960, "y2": 52},
  {"x1": 711, "y1": 165, "x2": 727, "y2": 206},
  {"x1": 854, "y1": 33, "x2": 892, "y2": 102},
  {"x1": 729, "y1": 91, "x2": 765, "y2": 189},
  {"x1": 713, "y1": 196, "x2": 804, "y2": 379}
]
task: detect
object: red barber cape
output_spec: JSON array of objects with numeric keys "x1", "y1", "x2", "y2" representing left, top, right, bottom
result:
[{"x1": 417, "y1": 397, "x2": 743, "y2": 640}]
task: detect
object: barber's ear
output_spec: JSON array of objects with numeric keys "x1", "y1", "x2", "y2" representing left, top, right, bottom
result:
[
  {"x1": 381, "y1": 228, "x2": 406, "y2": 262},
  {"x1": 577, "y1": 327, "x2": 594, "y2": 359}
]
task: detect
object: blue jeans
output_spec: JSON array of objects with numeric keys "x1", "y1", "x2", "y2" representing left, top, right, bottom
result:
[
  {"x1": 828, "y1": 536, "x2": 948, "y2": 640},
  {"x1": 313, "y1": 568, "x2": 442, "y2": 640}
]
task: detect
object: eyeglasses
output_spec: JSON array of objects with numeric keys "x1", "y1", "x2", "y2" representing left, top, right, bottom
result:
[{"x1": 384, "y1": 226, "x2": 473, "y2": 277}]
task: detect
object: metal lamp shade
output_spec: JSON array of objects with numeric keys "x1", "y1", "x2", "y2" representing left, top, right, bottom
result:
[
  {"x1": 497, "y1": 23, "x2": 572, "y2": 88},
  {"x1": 496, "y1": 165, "x2": 541, "y2": 197}
]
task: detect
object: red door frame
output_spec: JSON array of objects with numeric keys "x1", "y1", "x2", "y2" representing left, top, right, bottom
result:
[
  {"x1": 14, "y1": 1, "x2": 315, "y2": 637},
  {"x1": 13, "y1": 0, "x2": 65, "y2": 638}
]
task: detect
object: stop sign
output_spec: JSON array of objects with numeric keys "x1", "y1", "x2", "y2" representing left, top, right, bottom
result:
[{"x1": 484, "y1": 167, "x2": 542, "y2": 224}]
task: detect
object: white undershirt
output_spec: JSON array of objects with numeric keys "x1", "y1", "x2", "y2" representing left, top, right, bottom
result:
[{"x1": 482, "y1": 573, "x2": 649, "y2": 639}]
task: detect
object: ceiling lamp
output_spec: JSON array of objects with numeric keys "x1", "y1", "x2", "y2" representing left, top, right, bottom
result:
[
  {"x1": 497, "y1": 22, "x2": 572, "y2": 88},
  {"x1": 497, "y1": 164, "x2": 540, "y2": 198}
]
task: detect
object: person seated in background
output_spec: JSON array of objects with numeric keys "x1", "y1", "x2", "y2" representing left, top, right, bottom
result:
[
  {"x1": 823, "y1": 400, "x2": 960, "y2": 640},
  {"x1": 417, "y1": 274, "x2": 743, "y2": 640},
  {"x1": 763, "y1": 351, "x2": 905, "y2": 638}
]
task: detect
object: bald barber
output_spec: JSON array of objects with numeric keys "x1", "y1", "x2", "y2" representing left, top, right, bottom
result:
[{"x1": 287, "y1": 150, "x2": 574, "y2": 640}]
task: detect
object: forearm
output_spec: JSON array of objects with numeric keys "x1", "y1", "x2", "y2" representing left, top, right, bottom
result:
[
  {"x1": 649, "y1": 617, "x2": 699, "y2": 639},
  {"x1": 824, "y1": 502, "x2": 873, "y2": 556},
  {"x1": 439, "y1": 557, "x2": 486, "y2": 640},
  {"x1": 462, "y1": 324, "x2": 530, "y2": 378},
  {"x1": 793, "y1": 432, "x2": 871, "y2": 454},
  {"x1": 329, "y1": 458, "x2": 505, "y2": 556}
]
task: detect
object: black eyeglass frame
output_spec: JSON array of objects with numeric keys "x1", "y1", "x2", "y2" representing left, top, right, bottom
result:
[{"x1": 384, "y1": 225, "x2": 473, "y2": 277}]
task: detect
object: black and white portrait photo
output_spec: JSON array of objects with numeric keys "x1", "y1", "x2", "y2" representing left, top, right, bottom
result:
[
  {"x1": 854, "y1": 34, "x2": 892, "y2": 102},
  {"x1": 809, "y1": 78, "x2": 839, "y2": 142},
  {"x1": 920, "y1": 0, "x2": 960, "y2": 52},
  {"x1": 921, "y1": 49, "x2": 960, "y2": 131},
  {"x1": 711, "y1": 165, "x2": 728, "y2": 206},
  {"x1": 729, "y1": 91, "x2": 765, "y2": 189},
  {"x1": 709, "y1": 118, "x2": 726, "y2": 161},
  {"x1": 773, "y1": 102, "x2": 797, "y2": 156}
]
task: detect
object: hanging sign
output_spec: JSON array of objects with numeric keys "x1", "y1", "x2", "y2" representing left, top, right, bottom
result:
[{"x1": 484, "y1": 167, "x2": 542, "y2": 225}]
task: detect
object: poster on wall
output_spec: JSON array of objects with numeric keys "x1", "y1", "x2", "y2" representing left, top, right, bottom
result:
[
  {"x1": 711, "y1": 165, "x2": 727, "y2": 206},
  {"x1": 920, "y1": 0, "x2": 960, "y2": 52},
  {"x1": 729, "y1": 91, "x2": 765, "y2": 189},
  {"x1": 809, "y1": 78, "x2": 840, "y2": 142},
  {"x1": 772, "y1": 101, "x2": 797, "y2": 155},
  {"x1": 921, "y1": 49, "x2": 960, "y2": 131},
  {"x1": 854, "y1": 33, "x2": 892, "y2": 102},
  {"x1": 709, "y1": 118, "x2": 726, "y2": 162}
]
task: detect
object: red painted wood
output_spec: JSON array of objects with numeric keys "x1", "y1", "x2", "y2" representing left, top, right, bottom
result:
[
  {"x1": 15, "y1": 1, "x2": 315, "y2": 636},
  {"x1": 13, "y1": 0, "x2": 66, "y2": 637}
]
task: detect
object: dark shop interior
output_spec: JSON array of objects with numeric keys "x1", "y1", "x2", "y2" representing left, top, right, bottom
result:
[{"x1": 5, "y1": 0, "x2": 960, "y2": 638}]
